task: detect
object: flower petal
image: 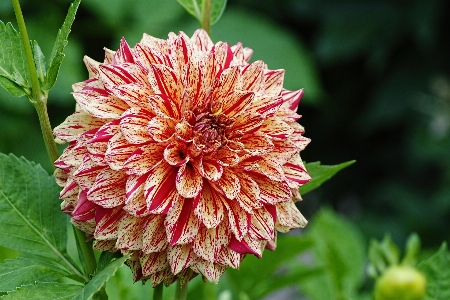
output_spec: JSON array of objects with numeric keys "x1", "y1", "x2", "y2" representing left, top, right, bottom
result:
[
  {"x1": 140, "y1": 251, "x2": 168, "y2": 276},
  {"x1": 105, "y1": 132, "x2": 139, "y2": 170},
  {"x1": 193, "y1": 222, "x2": 229, "y2": 261},
  {"x1": 72, "y1": 190, "x2": 95, "y2": 222},
  {"x1": 250, "y1": 173, "x2": 292, "y2": 205},
  {"x1": 190, "y1": 260, "x2": 226, "y2": 283},
  {"x1": 124, "y1": 174, "x2": 148, "y2": 216},
  {"x1": 176, "y1": 163, "x2": 203, "y2": 198},
  {"x1": 88, "y1": 169, "x2": 127, "y2": 207},
  {"x1": 211, "y1": 168, "x2": 240, "y2": 200},
  {"x1": 264, "y1": 69, "x2": 284, "y2": 96},
  {"x1": 144, "y1": 161, "x2": 178, "y2": 214},
  {"x1": 116, "y1": 214, "x2": 143, "y2": 250},
  {"x1": 165, "y1": 198, "x2": 199, "y2": 246},
  {"x1": 120, "y1": 107, "x2": 153, "y2": 144},
  {"x1": 221, "y1": 198, "x2": 249, "y2": 241},
  {"x1": 167, "y1": 244, "x2": 197, "y2": 275},
  {"x1": 283, "y1": 154, "x2": 311, "y2": 188},
  {"x1": 142, "y1": 214, "x2": 168, "y2": 253},
  {"x1": 193, "y1": 181, "x2": 224, "y2": 228},
  {"x1": 53, "y1": 111, "x2": 106, "y2": 143},
  {"x1": 124, "y1": 143, "x2": 164, "y2": 176},
  {"x1": 94, "y1": 206, "x2": 125, "y2": 240},
  {"x1": 164, "y1": 142, "x2": 189, "y2": 166},
  {"x1": 147, "y1": 115, "x2": 177, "y2": 142},
  {"x1": 147, "y1": 64, "x2": 181, "y2": 105}
]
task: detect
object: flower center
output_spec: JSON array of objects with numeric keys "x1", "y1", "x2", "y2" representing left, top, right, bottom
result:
[{"x1": 193, "y1": 111, "x2": 232, "y2": 152}]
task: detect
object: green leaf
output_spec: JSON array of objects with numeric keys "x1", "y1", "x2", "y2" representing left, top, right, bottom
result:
[
  {"x1": 301, "y1": 209, "x2": 366, "y2": 300},
  {"x1": 31, "y1": 41, "x2": 46, "y2": 85},
  {"x1": 1, "y1": 282, "x2": 82, "y2": 300},
  {"x1": 0, "y1": 21, "x2": 30, "y2": 97},
  {"x1": 177, "y1": 0, "x2": 227, "y2": 25},
  {"x1": 0, "y1": 153, "x2": 83, "y2": 279},
  {"x1": 368, "y1": 235, "x2": 400, "y2": 278},
  {"x1": 72, "y1": 255, "x2": 129, "y2": 300},
  {"x1": 0, "y1": 257, "x2": 70, "y2": 292},
  {"x1": 43, "y1": 0, "x2": 81, "y2": 90},
  {"x1": 418, "y1": 242, "x2": 450, "y2": 300},
  {"x1": 300, "y1": 160, "x2": 356, "y2": 195},
  {"x1": 401, "y1": 233, "x2": 421, "y2": 266}
]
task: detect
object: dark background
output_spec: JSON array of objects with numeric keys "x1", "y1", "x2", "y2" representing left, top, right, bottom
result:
[{"x1": 0, "y1": 0, "x2": 449, "y2": 250}]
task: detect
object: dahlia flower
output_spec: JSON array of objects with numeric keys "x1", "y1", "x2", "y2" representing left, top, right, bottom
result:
[{"x1": 54, "y1": 29, "x2": 311, "y2": 286}]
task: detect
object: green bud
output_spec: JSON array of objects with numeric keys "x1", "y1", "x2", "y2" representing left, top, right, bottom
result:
[{"x1": 374, "y1": 265, "x2": 426, "y2": 300}]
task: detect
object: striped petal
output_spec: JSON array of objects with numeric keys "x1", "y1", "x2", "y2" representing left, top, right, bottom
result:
[
  {"x1": 147, "y1": 64, "x2": 181, "y2": 105},
  {"x1": 124, "y1": 174, "x2": 148, "y2": 216},
  {"x1": 113, "y1": 38, "x2": 135, "y2": 64},
  {"x1": 211, "y1": 168, "x2": 240, "y2": 200},
  {"x1": 111, "y1": 82, "x2": 154, "y2": 109},
  {"x1": 193, "y1": 222, "x2": 229, "y2": 262},
  {"x1": 230, "y1": 111, "x2": 264, "y2": 135},
  {"x1": 144, "y1": 161, "x2": 178, "y2": 214},
  {"x1": 73, "y1": 92, "x2": 128, "y2": 119},
  {"x1": 264, "y1": 69, "x2": 284, "y2": 96},
  {"x1": 148, "y1": 94, "x2": 181, "y2": 119},
  {"x1": 120, "y1": 107, "x2": 153, "y2": 144},
  {"x1": 105, "y1": 132, "x2": 139, "y2": 170},
  {"x1": 71, "y1": 190, "x2": 95, "y2": 222},
  {"x1": 94, "y1": 206, "x2": 125, "y2": 240},
  {"x1": 53, "y1": 111, "x2": 106, "y2": 143},
  {"x1": 165, "y1": 198, "x2": 199, "y2": 245},
  {"x1": 191, "y1": 29, "x2": 214, "y2": 52},
  {"x1": 249, "y1": 206, "x2": 275, "y2": 240},
  {"x1": 193, "y1": 181, "x2": 224, "y2": 228},
  {"x1": 116, "y1": 214, "x2": 143, "y2": 250},
  {"x1": 250, "y1": 173, "x2": 292, "y2": 205},
  {"x1": 164, "y1": 142, "x2": 189, "y2": 166},
  {"x1": 176, "y1": 163, "x2": 203, "y2": 198},
  {"x1": 221, "y1": 198, "x2": 249, "y2": 241},
  {"x1": 228, "y1": 233, "x2": 264, "y2": 258},
  {"x1": 240, "y1": 60, "x2": 264, "y2": 92},
  {"x1": 191, "y1": 260, "x2": 226, "y2": 283},
  {"x1": 140, "y1": 251, "x2": 168, "y2": 276},
  {"x1": 167, "y1": 244, "x2": 197, "y2": 275},
  {"x1": 99, "y1": 63, "x2": 147, "y2": 87},
  {"x1": 283, "y1": 154, "x2": 311, "y2": 188},
  {"x1": 142, "y1": 214, "x2": 168, "y2": 253},
  {"x1": 216, "y1": 247, "x2": 241, "y2": 269},
  {"x1": 124, "y1": 143, "x2": 164, "y2": 176},
  {"x1": 147, "y1": 115, "x2": 177, "y2": 142},
  {"x1": 234, "y1": 170, "x2": 262, "y2": 213},
  {"x1": 88, "y1": 169, "x2": 127, "y2": 207},
  {"x1": 197, "y1": 156, "x2": 223, "y2": 181},
  {"x1": 260, "y1": 117, "x2": 295, "y2": 140},
  {"x1": 73, "y1": 156, "x2": 106, "y2": 191},
  {"x1": 220, "y1": 90, "x2": 254, "y2": 118}
]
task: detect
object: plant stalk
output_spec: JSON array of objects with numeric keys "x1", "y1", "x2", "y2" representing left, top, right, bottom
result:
[
  {"x1": 12, "y1": 0, "x2": 98, "y2": 283},
  {"x1": 174, "y1": 281, "x2": 188, "y2": 300},
  {"x1": 201, "y1": 0, "x2": 212, "y2": 35},
  {"x1": 11, "y1": 0, "x2": 42, "y2": 105},
  {"x1": 153, "y1": 283, "x2": 163, "y2": 300}
]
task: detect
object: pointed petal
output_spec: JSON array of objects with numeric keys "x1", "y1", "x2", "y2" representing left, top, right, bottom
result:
[
  {"x1": 88, "y1": 169, "x2": 127, "y2": 208},
  {"x1": 249, "y1": 207, "x2": 275, "y2": 240},
  {"x1": 283, "y1": 154, "x2": 311, "y2": 188},
  {"x1": 220, "y1": 91, "x2": 254, "y2": 118},
  {"x1": 147, "y1": 64, "x2": 181, "y2": 105},
  {"x1": 228, "y1": 234, "x2": 264, "y2": 258},
  {"x1": 120, "y1": 107, "x2": 153, "y2": 144},
  {"x1": 144, "y1": 161, "x2": 178, "y2": 214},
  {"x1": 240, "y1": 134, "x2": 274, "y2": 156},
  {"x1": 250, "y1": 173, "x2": 292, "y2": 205},
  {"x1": 73, "y1": 92, "x2": 128, "y2": 119},
  {"x1": 193, "y1": 181, "x2": 224, "y2": 228},
  {"x1": 193, "y1": 222, "x2": 229, "y2": 261},
  {"x1": 211, "y1": 168, "x2": 240, "y2": 200},
  {"x1": 125, "y1": 143, "x2": 165, "y2": 175},
  {"x1": 164, "y1": 142, "x2": 189, "y2": 166},
  {"x1": 113, "y1": 38, "x2": 135, "y2": 63},
  {"x1": 105, "y1": 132, "x2": 139, "y2": 170},
  {"x1": 124, "y1": 174, "x2": 148, "y2": 216},
  {"x1": 281, "y1": 88, "x2": 304, "y2": 111},
  {"x1": 260, "y1": 117, "x2": 295, "y2": 140},
  {"x1": 111, "y1": 82, "x2": 154, "y2": 109},
  {"x1": 191, "y1": 29, "x2": 214, "y2": 52},
  {"x1": 149, "y1": 267, "x2": 173, "y2": 287},
  {"x1": 99, "y1": 63, "x2": 147, "y2": 87},
  {"x1": 216, "y1": 247, "x2": 241, "y2": 269},
  {"x1": 147, "y1": 115, "x2": 177, "y2": 142},
  {"x1": 142, "y1": 214, "x2": 168, "y2": 253},
  {"x1": 264, "y1": 69, "x2": 284, "y2": 96},
  {"x1": 233, "y1": 170, "x2": 262, "y2": 213},
  {"x1": 165, "y1": 198, "x2": 199, "y2": 245},
  {"x1": 230, "y1": 111, "x2": 264, "y2": 135},
  {"x1": 116, "y1": 214, "x2": 143, "y2": 250},
  {"x1": 240, "y1": 60, "x2": 264, "y2": 92},
  {"x1": 221, "y1": 198, "x2": 249, "y2": 241},
  {"x1": 53, "y1": 111, "x2": 106, "y2": 143},
  {"x1": 190, "y1": 260, "x2": 226, "y2": 283},
  {"x1": 140, "y1": 251, "x2": 169, "y2": 276},
  {"x1": 94, "y1": 206, "x2": 125, "y2": 240},
  {"x1": 176, "y1": 163, "x2": 203, "y2": 198},
  {"x1": 167, "y1": 244, "x2": 197, "y2": 275},
  {"x1": 72, "y1": 190, "x2": 95, "y2": 222}
]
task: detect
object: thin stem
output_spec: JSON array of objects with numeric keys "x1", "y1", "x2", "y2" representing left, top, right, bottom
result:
[
  {"x1": 74, "y1": 227, "x2": 97, "y2": 278},
  {"x1": 35, "y1": 100, "x2": 60, "y2": 164},
  {"x1": 11, "y1": 0, "x2": 42, "y2": 105},
  {"x1": 153, "y1": 283, "x2": 163, "y2": 300},
  {"x1": 201, "y1": 0, "x2": 212, "y2": 35},
  {"x1": 174, "y1": 281, "x2": 188, "y2": 300},
  {"x1": 12, "y1": 0, "x2": 99, "y2": 282}
]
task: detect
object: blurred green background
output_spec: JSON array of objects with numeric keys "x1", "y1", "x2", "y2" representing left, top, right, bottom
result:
[{"x1": 0, "y1": 0, "x2": 449, "y2": 298}]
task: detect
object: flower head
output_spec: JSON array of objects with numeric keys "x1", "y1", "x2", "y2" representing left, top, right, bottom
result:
[{"x1": 54, "y1": 29, "x2": 311, "y2": 286}]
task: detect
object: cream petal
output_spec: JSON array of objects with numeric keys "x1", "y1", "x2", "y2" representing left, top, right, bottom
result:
[
  {"x1": 142, "y1": 214, "x2": 168, "y2": 253},
  {"x1": 193, "y1": 181, "x2": 224, "y2": 228},
  {"x1": 116, "y1": 214, "x2": 143, "y2": 250},
  {"x1": 120, "y1": 107, "x2": 153, "y2": 144},
  {"x1": 176, "y1": 163, "x2": 203, "y2": 198},
  {"x1": 165, "y1": 198, "x2": 199, "y2": 245},
  {"x1": 167, "y1": 244, "x2": 197, "y2": 275},
  {"x1": 144, "y1": 161, "x2": 178, "y2": 214},
  {"x1": 88, "y1": 169, "x2": 127, "y2": 208}
]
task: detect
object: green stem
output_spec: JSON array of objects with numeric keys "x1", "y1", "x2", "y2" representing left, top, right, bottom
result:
[
  {"x1": 12, "y1": 0, "x2": 98, "y2": 284},
  {"x1": 11, "y1": 0, "x2": 42, "y2": 105},
  {"x1": 174, "y1": 281, "x2": 188, "y2": 300},
  {"x1": 201, "y1": 0, "x2": 212, "y2": 35},
  {"x1": 153, "y1": 283, "x2": 163, "y2": 300},
  {"x1": 74, "y1": 227, "x2": 97, "y2": 279}
]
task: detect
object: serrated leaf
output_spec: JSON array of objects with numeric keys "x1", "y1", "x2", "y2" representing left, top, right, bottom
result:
[
  {"x1": 72, "y1": 255, "x2": 129, "y2": 300},
  {"x1": 177, "y1": 0, "x2": 227, "y2": 25},
  {"x1": 1, "y1": 282, "x2": 82, "y2": 300},
  {"x1": 418, "y1": 242, "x2": 450, "y2": 300},
  {"x1": 0, "y1": 153, "x2": 83, "y2": 279},
  {"x1": 31, "y1": 41, "x2": 46, "y2": 85},
  {"x1": 300, "y1": 160, "x2": 356, "y2": 195},
  {"x1": 43, "y1": 0, "x2": 81, "y2": 90},
  {"x1": 0, "y1": 257, "x2": 70, "y2": 292},
  {"x1": 0, "y1": 21, "x2": 30, "y2": 97}
]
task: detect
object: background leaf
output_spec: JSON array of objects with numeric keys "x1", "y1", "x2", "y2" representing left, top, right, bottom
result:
[
  {"x1": 72, "y1": 255, "x2": 129, "y2": 300},
  {"x1": 300, "y1": 160, "x2": 355, "y2": 195},
  {"x1": 1, "y1": 282, "x2": 82, "y2": 300},
  {"x1": 177, "y1": 0, "x2": 227, "y2": 25},
  {"x1": 0, "y1": 257, "x2": 70, "y2": 292},
  {"x1": 43, "y1": 0, "x2": 81, "y2": 90},
  {"x1": 0, "y1": 21, "x2": 29, "y2": 97},
  {"x1": 0, "y1": 153, "x2": 81, "y2": 278},
  {"x1": 418, "y1": 242, "x2": 450, "y2": 300}
]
